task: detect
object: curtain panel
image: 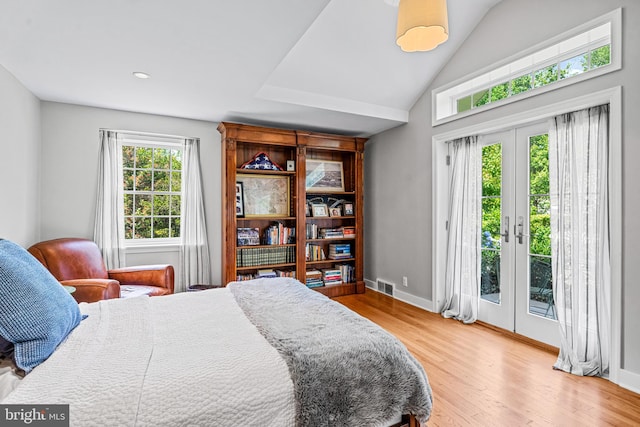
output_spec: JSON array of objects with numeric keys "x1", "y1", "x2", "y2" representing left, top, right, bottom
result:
[
  {"x1": 549, "y1": 104, "x2": 610, "y2": 376},
  {"x1": 94, "y1": 130, "x2": 124, "y2": 269},
  {"x1": 179, "y1": 138, "x2": 212, "y2": 292},
  {"x1": 441, "y1": 135, "x2": 481, "y2": 324}
]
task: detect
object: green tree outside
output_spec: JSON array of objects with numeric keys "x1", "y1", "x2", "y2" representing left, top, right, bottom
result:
[
  {"x1": 481, "y1": 135, "x2": 552, "y2": 299},
  {"x1": 122, "y1": 146, "x2": 182, "y2": 239}
]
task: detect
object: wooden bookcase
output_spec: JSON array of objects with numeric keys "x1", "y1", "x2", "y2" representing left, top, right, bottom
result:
[{"x1": 218, "y1": 122, "x2": 367, "y2": 297}]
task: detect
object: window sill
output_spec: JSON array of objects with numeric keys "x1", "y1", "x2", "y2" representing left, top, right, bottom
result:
[{"x1": 124, "y1": 243, "x2": 181, "y2": 254}]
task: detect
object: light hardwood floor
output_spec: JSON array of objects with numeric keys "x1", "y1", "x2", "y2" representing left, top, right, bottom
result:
[{"x1": 335, "y1": 290, "x2": 640, "y2": 426}]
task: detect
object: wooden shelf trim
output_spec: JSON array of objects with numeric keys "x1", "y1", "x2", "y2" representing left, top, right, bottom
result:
[
  {"x1": 237, "y1": 216, "x2": 296, "y2": 221},
  {"x1": 306, "y1": 258, "x2": 356, "y2": 265},
  {"x1": 237, "y1": 243, "x2": 296, "y2": 249},
  {"x1": 236, "y1": 168, "x2": 295, "y2": 176},
  {"x1": 236, "y1": 263, "x2": 296, "y2": 271}
]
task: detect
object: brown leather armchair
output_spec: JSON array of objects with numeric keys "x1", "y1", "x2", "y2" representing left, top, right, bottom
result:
[{"x1": 28, "y1": 238, "x2": 174, "y2": 303}]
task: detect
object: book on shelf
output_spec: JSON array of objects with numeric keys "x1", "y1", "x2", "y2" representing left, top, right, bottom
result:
[
  {"x1": 329, "y1": 243, "x2": 351, "y2": 260},
  {"x1": 341, "y1": 226, "x2": 355, "y2": 237},
  {"x1": 237, "y1": 269, "x2": 296, "y2": 281},
  {"x1": 335, "y1": 263, "x2": 355, "y2": 283},
  {"x1": 264, "y1": 222, "x2": 295, "y2": 245},
  {"x1": 236, "y1": 246, "x2": 296, "y2": 267},
  {"x1": 274, "y1": 269, "x2": 296, "y2": 278},
  {"x1": 306, "y1": 223, "x2": 318, "y2": 239},
  {"x1": 305, "y1": 269, "x2": 324, "y2": 288},
  {"x1": 319, "y1": 228, "x2": 343, "y2": 239},
  {"x1": 256, "y1": 268, "x2": 277, "y2": 278},
  {"x1": 305, "y1": 243, "x2": 326, "y2": 261},
  {"x1": 237, "y1": 227, "x2": 260, "y2": 246},
  {"x1": 321, "y1": 268, "x2": 343, "y2": 286}
]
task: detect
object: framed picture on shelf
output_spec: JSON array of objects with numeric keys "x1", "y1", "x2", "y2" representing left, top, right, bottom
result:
[
  {"x1": 237, "y1": 227, "x2": 260, "y2": 246},
  {"x1": 329, "y1": 207, "x2": 342, "y2": 217},
  {"x1": 306, "y1": 159, "x2": 345, "y2": 193},
  {"x1": 343, "y1": 203, "x2": 354, "y2": 216},
  {"x1": 311, "y1": 203, "x2": 329, "y2": 217},
  {"x1": 237, "y1": 174, "x2": 290, "y2": 217},
  {"x1": 235, "y1": 182, "x2": 245, "y2": 217}
]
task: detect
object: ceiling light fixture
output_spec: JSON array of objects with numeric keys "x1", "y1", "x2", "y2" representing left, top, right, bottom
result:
[
  {"x1": 132, "y1": 71, "x2": 151, "y2": 79},
  {"x1": 396, "y1": 0, "x2": 449, "y2": 52}
]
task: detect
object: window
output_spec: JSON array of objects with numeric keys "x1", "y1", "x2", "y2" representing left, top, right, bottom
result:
[
  {"x1": 432, "y1": 9, "x2": 620, "y2": 125},
  {"x1": 120, "y1": 136, "x2": 183, "y2": 243}
]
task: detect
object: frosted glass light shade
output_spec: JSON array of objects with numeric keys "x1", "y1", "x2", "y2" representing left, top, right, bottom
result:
[{"x1": 396, "y1": 0, "x2": 449, "y2": 52}]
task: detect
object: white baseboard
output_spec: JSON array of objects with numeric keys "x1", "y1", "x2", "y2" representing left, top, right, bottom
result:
[
  {"x1": 364, "y1": 279, "x2": 434, "y2": 312},
  {"x1": 619, "y1": 369, "x2": 640, "y2": 394}
]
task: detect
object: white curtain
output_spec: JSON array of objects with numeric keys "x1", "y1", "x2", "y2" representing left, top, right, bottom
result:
[
  {"x1": 441, "y1": 136, "x2": 481, "y2": 324},
  {"x1": 179, "y1": 138, "x2": 212, "y2": 292},
  {"x1": 549, "y1": 105, "x2": 610, "y2": 376},
  {"x1": 94, "y1": 130, "x2": 124, "y2": 269}
]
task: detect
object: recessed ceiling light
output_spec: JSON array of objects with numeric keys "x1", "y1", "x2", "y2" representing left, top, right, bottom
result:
[{"x1": 132, "y1": 71, "x2": 151, "y2": 79}]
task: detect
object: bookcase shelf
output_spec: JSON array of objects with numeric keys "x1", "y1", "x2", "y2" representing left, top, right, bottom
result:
[
  {"x1": 219, "y1": 122, "x2": 366, "y2": 296},
  {"x1": 236, "y1": 263, "x2": 296, "y2": 271},
  {"x1": 235, "y1": 168, "x2": 295, "y2": 176}
]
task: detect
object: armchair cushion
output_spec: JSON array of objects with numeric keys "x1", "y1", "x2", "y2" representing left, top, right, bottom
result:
[
  {"x1": 60, "y1": 279, "x2": 120, "y2": 304},
  {"x1": 0, "y1": 239, "x2": 83, "y2": 373},
  {"x1": 108, "y1": 265, "x2": 174, "y2": 293}
]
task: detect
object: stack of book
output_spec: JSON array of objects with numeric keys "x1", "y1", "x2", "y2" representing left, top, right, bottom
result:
[
  {"x1": 264, "y1": 222, "x2": 295, "y2": 245},
  {"x1": 305, "y1": 243, "x2": 326, "y2": 261},
  {"x1": 329, "y1": 243, "x2": 351, "y2": 260},
  {"x1": 341, "y1": 226, "x2": 355, "y2": 237},
  {"x1": 306, "y1": 269, "x2": 324, "y2": 288},
  {"x1": 256, "y1": 269, "x2": 277, "y2": 278},
  {"x1": 322, "y1": 268, "x2": 342, "y2": 286},
  {"x1": 320, "y1": 228, "x2": 343, "y2": 239}
]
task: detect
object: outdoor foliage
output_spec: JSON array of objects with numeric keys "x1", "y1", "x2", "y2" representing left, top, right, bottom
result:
[
  {"x1": 457, "y1": 44, "x2": 610, "y2": 114},
  {"x1": 122, "y1": 146, "x2": 182, "y2": 239},
  {"x1": 481, "y1": 135, "x2": 552, "y2": 297}
]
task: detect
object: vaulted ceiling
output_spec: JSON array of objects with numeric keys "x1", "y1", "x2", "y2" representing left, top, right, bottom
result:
[{"x1": 0, "y1": 0, "x2": 501, "y2": 136}]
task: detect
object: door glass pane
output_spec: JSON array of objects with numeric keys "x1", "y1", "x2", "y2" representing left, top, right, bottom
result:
[
  {"x1": 528, "y1": 134, "x2": 556, "y2": 319},
  {"x1": 481, "y1": 143, "x2": 502, "y2": 303}
]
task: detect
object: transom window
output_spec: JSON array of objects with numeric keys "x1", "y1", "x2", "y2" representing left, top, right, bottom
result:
[
  {"x1": 456, "y1": 44, "x2": 610, "y2": 114},
  {"x1": 432, "y1": 9, "x2": 620, "y2": 125},
  {"x1": 121, "y1": 141, "x2": 182, "y2": 242}
]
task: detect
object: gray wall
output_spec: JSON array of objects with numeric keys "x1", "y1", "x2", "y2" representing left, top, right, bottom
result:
[
  {"x1": 0, "y1": 65, "x2": 41, "y2": 247},
  {"x1": 40, "y1": 102, "x2": 222, "y2": 285},
  {"x1": 365, "y1": 0, "x2": 640, "y2": 375}
]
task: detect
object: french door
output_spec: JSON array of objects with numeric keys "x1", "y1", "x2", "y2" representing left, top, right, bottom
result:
[{"x1": 477, "y1": 122, "x2": 559, "y2": 347}]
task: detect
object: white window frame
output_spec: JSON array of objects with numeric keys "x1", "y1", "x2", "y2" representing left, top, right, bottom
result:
[
  {"x1": 432, "y1": 8, "x2": 621, "y2": 126},
  {"x1": 117, "y1": 133, "x2": 184, "y2": 248}
]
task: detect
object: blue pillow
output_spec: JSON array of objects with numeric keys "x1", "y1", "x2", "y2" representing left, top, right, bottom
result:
[{"x1": 0, "y1": 239, "x2": 83, "y2": 373}]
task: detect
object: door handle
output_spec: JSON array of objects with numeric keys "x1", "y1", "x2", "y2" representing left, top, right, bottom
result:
[
  {"x1": 500, "y1": 216, "x2": 509, "y2": 242},
  {"x1": 515, "y1": 216, "x2": 528, "y2": 244}
]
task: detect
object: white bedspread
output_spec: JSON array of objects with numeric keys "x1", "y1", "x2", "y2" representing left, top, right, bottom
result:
[{"x1": 2, "y1": 289, "x2": 295, "y2": 426}]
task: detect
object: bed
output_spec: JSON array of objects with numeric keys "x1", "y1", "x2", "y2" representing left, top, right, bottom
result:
[{"x1": 0, "y1": 240, "x2": 432, "y2": 426}]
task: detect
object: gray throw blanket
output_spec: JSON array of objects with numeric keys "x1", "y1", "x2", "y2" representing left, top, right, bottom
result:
[{"x1": 228, "y1": 278, "x2": 432, "y2": 426}]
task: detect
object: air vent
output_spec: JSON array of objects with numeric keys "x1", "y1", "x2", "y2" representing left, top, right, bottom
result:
[{"x1": 376, "y1": 278, "x2": 395, "y2": 296}]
